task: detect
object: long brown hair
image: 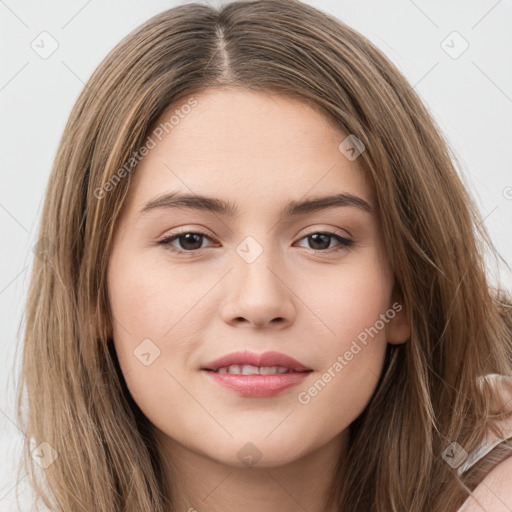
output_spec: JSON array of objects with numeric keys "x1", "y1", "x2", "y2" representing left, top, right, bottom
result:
[{"x1": 17, "y1": 1, "x2": 512, "y2": 510}]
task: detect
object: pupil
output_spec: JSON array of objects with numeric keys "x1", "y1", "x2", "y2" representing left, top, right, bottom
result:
[
  {"x1": 310, "y1": 233, "x2": 329, "y2": 250},
  {"x1": 181, "y1": 233, "x2": 202, "y2": 250}
]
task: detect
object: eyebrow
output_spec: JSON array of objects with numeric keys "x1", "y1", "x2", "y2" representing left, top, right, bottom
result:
[{"x1": 139, "y1": 191, "x2": 372, "y2": 218}]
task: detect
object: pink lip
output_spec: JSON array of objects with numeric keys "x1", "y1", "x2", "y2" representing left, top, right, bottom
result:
[
  {"x1": 201, "y1": 350, "x2": 312, "y2": 372},
  {"x1": 203, "y1": 371, "x2": 311, "y2": 397},
  {"x1": 201, "y1": 350, "x2": 312, "y2": 398}
]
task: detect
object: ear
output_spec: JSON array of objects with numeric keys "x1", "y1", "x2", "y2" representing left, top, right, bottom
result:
[{"x1": 385, "y1": 285, "x2": 410, "y2": 345}]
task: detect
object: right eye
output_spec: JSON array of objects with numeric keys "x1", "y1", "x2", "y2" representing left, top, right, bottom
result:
[{"x1": 295, "y1": 231, "x2": 354, "y2": 253}]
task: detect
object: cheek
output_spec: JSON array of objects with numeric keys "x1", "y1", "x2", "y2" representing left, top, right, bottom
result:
[
  {"x1": 309, "y1": 249, "x2": 392, "y2": 344},
  {"x1": 296, "y1": 252, "x2": 392, "y2": 423},
  {"x1": 296, "y1": 340, "x2": 386, "y2": 448},
  {"x1": 107, "y1": 252, "x2": 193, "y2": 380},
  {"x1": 107, "y1": 253, "x2": 212, "y2": 429},
  {"x1": 108, "y1": 251, "x2": 218, "y2": 346}
]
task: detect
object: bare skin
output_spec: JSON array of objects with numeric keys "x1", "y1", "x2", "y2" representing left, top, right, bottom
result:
[{"x1": 107, "y1": 87, "x2": 411, "y2": 511}]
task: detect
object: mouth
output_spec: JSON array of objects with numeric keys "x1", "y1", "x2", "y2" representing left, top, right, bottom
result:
[
  {"x1": 201, "y1": 349, "x2": 313, "y2": 373},
  {"x1": 200, "y1": 350, "x2": 313, "y2": 397},
  {"x1": 203, "y1": 365, "x2": 311, "y2": 375}
]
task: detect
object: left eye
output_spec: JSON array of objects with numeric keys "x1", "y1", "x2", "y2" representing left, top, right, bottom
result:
[
  {"x1": 158, "y1": 232, "x2": 215, "y2": 252},
  {"x1": 158, "y1": 231, "x2": 353, "y2": 253}
]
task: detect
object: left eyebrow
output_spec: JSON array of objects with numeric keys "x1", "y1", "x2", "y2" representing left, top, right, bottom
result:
[{"x1": 139, "y1": 191, "x2": 372, "y2": 218}]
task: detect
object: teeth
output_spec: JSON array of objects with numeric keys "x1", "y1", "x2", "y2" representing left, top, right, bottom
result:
[
  {"x1": 241, "y1": 365, "x2": 260, "y2": 375},
  {"x1": 259, "y1": 366, "x2": 278, "y2": 375},
  {"x1": 216, "y1": 365, "x2": 291, "y2": 375}
]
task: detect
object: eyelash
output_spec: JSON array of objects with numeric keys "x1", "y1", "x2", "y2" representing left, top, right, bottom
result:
[{"x1": 157, "y1": 229, "x2": 354, "y2": 254}]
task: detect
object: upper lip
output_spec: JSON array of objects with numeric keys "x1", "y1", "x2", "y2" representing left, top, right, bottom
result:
[{"x1": 201, "y1": 350, "x2": 312, "y2": 372}]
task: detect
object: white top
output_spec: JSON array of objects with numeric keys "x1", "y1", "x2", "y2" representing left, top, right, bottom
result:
[{"x1": 457, "y1": 374, "x2": 512, "y2": 475}]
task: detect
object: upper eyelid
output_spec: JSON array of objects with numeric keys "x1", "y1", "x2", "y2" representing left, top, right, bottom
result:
[
  {"x1": 158, "y1": 228, "x2": 353, "y2": 247},
  {"x1": 159, "y1": 226, "x2": 352, "y2": 240}
]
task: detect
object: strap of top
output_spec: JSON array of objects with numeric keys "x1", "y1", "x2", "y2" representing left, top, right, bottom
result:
[{"x1": 457, "y1": 374, "x2": 512, "y2": 475}]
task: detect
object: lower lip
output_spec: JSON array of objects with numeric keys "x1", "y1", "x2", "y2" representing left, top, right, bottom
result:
[{"x1": 202, "y1": 370, "x2": 311, "y2": 397}]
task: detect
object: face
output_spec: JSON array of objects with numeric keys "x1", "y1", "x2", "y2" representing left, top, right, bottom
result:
[{"x1": 107, "y1": 88, "x2": 410, "y2": 468}]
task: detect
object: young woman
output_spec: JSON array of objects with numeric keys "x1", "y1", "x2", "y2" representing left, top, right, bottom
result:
[{"x1": 17, "y1": 1, "x2": 512, "y2": 511}]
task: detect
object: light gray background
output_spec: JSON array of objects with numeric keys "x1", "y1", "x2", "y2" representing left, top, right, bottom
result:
[{"x1": 1, "y1": 1, "x2": 511, "y2": 510}]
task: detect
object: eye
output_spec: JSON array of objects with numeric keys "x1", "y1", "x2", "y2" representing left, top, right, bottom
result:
[
  {"x1": 295, "y1": 231, "x2": 354, "y2": 252},
  {"x1": 158, "y1": 231, "x2": 216, "y2": 252},
  {"x1": 158, "y1": 229, "x2": 353, "y2": 254}
]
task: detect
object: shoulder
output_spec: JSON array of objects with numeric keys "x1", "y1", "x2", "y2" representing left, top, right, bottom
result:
[{"x1": 458, "y1": 455, "x2": 512, "y2": 511}]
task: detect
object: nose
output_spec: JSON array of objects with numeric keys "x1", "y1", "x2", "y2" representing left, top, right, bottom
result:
[{"x1": 220, "y1": 248, "x2": 296, "y2": 329}]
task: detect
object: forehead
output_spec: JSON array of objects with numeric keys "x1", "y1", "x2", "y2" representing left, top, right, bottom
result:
[{"x1": 125, "y1": 87, "x2": 374, "y2": 215}]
